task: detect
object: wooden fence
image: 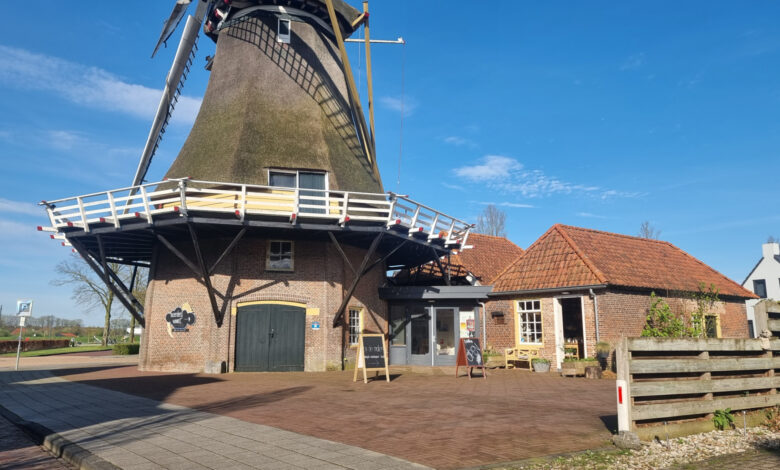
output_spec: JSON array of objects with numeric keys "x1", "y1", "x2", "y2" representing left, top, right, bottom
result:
[{"x1": 616, "y1": 337, "x2": 780, "y2": 431}]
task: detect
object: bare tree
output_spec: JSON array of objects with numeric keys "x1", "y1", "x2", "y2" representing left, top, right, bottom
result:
[
  {"x1": 52, "y1": 254, "x2": 140, "y2": 346},
  {"x1": 638, "y1": 221, "x2": 661, "y2": 240},
  {"x1": 475, "y1": 204, "x2": 507, "y2": 237}
]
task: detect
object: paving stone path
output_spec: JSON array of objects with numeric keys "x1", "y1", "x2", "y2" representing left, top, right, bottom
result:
[{"x1": 0, "y1": 370, "x2": 428, "y2": 470}]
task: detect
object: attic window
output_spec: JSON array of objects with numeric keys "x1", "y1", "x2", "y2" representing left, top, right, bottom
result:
[
  {"x1": 754, "y1": 279, "x2": 767, "y2": 298},
  {"x1": 277, "y1": 18, "x2": 291, "y2": 43}
]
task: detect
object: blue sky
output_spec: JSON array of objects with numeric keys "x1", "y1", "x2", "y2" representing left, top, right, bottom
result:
[{"x1": 1, "y1": 1, "x2": 778, "y2": 326}]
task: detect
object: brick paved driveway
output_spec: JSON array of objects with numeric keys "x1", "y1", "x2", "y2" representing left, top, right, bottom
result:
[
  {"x1": 53, "y1": 367, "x2": 616, "y2": 469},
  {"x1": 0, "y1": 414, "x2": 72, "y2": 470}
]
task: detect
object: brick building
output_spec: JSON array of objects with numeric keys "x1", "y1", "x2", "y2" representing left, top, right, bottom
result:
[
  {"x1": 384, "y1": 234, "x2": 522, "y2": 366},
  {"x1": 486, "y1": 224, "x2": 757, "y2": 368}
]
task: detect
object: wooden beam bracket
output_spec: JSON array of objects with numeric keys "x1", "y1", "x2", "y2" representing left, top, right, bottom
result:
[
  {"x1": 71, "y1": 237, "x2": 145, "y2": 328},
  {"x1": 332, "y1": 232, "x2": 384, "y2": 327}
]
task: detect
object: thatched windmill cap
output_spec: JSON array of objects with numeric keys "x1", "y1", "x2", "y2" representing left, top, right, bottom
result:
[{"x1": 166, "y1": 0, "x2": 383, "y2": 193}]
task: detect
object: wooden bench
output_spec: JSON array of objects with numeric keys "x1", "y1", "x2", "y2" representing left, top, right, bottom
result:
[{"x1": 504, "y1": 346, "x2": 540, "y2": 370}]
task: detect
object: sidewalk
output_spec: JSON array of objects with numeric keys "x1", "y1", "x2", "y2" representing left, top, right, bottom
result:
[
  {"x1": 0, "y1": 370, "x2": 427, "y2": 470},
  {"x1": 0, "y1": 353, "x2": 139, "y2": 371}
]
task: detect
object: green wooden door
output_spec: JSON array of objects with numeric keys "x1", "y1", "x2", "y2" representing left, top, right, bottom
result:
[{"x1": 235, "y1": 304, "x2": 305, "y2": 372}]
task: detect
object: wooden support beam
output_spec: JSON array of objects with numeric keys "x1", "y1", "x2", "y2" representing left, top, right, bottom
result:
[
  {"x1": 332, "y1": 232, "x2": 383, "y2": 327},
  {"x1": 155, "y1": 233, "x2": 201, "y2": 277},
  {"x1": 328, "y1": 232, "x2": 355, "y2": 275},
  {"x1": 73, "y1": 237, "x2": 145, "y2": 328},
  {"x1": 187, "y1": 223, "x2": 224, "y2": 327},
  {"x1": 364, "y1": 239, "x2": 406, "y2": 274},
  {"x1": 431, "y1": 247, "x2": 451, "y2": 286},
  {"x1": 209, "y1": 227, "x2": 246, "y2": 275}
]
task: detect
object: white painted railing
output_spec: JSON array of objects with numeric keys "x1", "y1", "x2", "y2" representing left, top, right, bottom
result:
[{"x1": 39, "y1": 178, "x2": 472, "y2": 246}]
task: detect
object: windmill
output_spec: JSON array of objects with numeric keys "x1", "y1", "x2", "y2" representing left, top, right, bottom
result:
[{"x1": 39, "y1": 0, "x2": 472, "y2": 373}]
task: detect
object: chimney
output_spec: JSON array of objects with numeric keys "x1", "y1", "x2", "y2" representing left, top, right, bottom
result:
[{"x1": 762, "y1": 242, "x2": 780, "y2": 260}]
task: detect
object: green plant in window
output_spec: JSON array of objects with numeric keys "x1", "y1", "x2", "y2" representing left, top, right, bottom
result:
[{"x1": 713, "y1": 408, "x2": 735, "y2": 430}]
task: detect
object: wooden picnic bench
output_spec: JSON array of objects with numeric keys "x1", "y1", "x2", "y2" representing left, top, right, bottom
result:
[{"x1": 504, "y1": 346, "x2": 541, "y2": 370}]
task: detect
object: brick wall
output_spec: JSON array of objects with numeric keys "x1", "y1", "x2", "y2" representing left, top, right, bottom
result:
[
  {"x1": 596, "y1": 287, "x2": 749, "y2": 363},
  {"x1": 139, "y1": 236, "x2": 387, "y2": 373},
  {"x1": 484, "y1": 287, "x2": 749, "y2": 367}
]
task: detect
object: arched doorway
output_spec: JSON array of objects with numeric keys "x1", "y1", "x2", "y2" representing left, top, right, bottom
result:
[{"x1": 235, "y1": 303, "x2": 305, "y2": 372}]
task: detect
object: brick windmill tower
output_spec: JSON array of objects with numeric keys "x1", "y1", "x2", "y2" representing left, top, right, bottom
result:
[{"x1": 40, "y1": 0, "x2": 471, "y2": 373}]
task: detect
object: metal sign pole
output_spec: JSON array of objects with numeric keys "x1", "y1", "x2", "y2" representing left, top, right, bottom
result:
[
  {"x1": 15, "y1": 316, "x2": 25, "y2": 371},
  {"x1": 15, "y1": 299, "x2": 33, "y2": 371}
]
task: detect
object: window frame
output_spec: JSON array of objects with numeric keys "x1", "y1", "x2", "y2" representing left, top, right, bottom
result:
[
  {"x1": 265, "y1": 240, "x2": 294, "y2": 272},
  {"x1": 753, "y1": 279, "x2": 767, "y2": 298},
  {"x1": 277, "y1": 18, "x2": 291, "y2": 44},
  {"x1": 515, "y1": 299, "x2": 543, "y2": 346},
  {"x1": 267, "y1": 169, "x2": 329, "y2": 191},
  {"x1": 348, "y1": 307, "x2": 363, "y2": 347},
  {"x1": 704, "y1": 314, "x2": 721, "y2": 339}
]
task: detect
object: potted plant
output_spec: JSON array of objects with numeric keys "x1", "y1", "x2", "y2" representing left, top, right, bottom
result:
[
  {"x1": 561, "y1": 357, "x2": 600, "y2": 377},
  {"x1": 532, "y1": 357, "x2": 550, "y2": 373}
]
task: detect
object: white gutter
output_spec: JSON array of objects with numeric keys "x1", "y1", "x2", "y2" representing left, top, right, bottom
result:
[{"x1": 589, "y1": 288, "x2": 600, "y2": 343}]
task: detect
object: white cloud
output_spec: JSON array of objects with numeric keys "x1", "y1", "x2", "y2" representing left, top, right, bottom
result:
[
  {"x1": 576, "y1": 212, "x2": 608, "y2": 219},
  {"x1": 443, "y1": 136, "x2": 477, "y2": 148},
  {"x1": 0, "y1": 198, "x2": 42, "y2": 217},
  {"x1": 441, "y1": 182, "x2": 464, "y2": 191},
  {"x1": 380, "y1": 96, "x2": 417, "y2": 116},
  {"x1": 477, "y1": 201, "x2": 534, "y2": 209},
  {"x1": 454, "y1": 155, "x2": 639, "y2": 199},
  {"x1": 454, "y1": 155, "x2": 522, "y2": 181},
  {"x1": 0, "y1": 45, "x2": 201, "y2": 125},
  {"x1": 620, "y1": 52, "x2": 645, "y2": 71}
]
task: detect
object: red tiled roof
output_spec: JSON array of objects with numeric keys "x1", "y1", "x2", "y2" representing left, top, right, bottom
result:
[
  {"x1": 397, "y1": 233, "x2": 523, "y2": 285},
  {"x1": 493, "y1": 224, "x2": 757, "y2": 298},
  {"x1": 455, "y1": 233, "x2": 525, "y2": 284}
]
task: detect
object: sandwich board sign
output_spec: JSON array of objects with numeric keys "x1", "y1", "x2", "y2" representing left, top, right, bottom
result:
[
  {"x1": 455, "y1": 337, "x2": 486, "y2": 379},
  {"x1": 353, "y1": 333, "x2": 390, "y2": 383}
]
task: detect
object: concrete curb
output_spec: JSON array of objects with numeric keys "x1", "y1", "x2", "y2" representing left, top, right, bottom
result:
[{"x1": 0, "y1": 404, "x2": 120, "y2": 470}]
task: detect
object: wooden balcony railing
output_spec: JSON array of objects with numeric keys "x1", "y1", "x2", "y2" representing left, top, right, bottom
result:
[{"x1": 39, "y1": 178, "x2": 472, "y2": 247}]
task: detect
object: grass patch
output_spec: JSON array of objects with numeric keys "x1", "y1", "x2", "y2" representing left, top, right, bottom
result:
[{"x1": 0, "y1": 346, "x2": 112, "y2": 357}]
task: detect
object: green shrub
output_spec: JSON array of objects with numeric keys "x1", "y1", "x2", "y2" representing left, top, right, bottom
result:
[
  {"x1": 563, "y1": 357, "x2": 598, "y2": 362},
  {"x1": 713, "y1": 408, "x2": 735, "y2": 430},
  {"x1": 531, "y1": 357, "x2": 550, "y2": 364},
  {"x1": 112, "y1": 343, "x2": 140, "y2": 355}
]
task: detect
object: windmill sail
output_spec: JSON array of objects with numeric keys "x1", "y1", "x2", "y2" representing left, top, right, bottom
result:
[
  {"x1": 151, "y1": 0, "x2": 193, "y2": 58},
  {"x1": 132, "y1": 1, "x2": 211, "y2": 187}
]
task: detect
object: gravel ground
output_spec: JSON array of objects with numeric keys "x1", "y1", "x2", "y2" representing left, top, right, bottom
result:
[{"x1": 498, "y1": 428, "x2": 780, "y2": 470}]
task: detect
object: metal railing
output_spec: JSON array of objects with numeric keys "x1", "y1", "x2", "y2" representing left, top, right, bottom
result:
[{"x1": 39, "y1": 178, "x2": 472, "y2": 246}]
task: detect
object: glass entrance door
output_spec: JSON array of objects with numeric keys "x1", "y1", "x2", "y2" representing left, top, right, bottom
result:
[
  {"x1": 408, "y1": 307, "x2": 431, "y2": 366},
  {"x1": 434, "y1": 308, "x2": 457, "y2": 366}
]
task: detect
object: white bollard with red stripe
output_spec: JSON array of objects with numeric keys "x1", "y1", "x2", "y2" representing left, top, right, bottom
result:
[{"x1": 616, "y1": 379, "x2": 630, "y2": 432}]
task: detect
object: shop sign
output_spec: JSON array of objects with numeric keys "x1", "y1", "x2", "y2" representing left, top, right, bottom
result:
[
  {"x1": 166, "y1": 303, "x2": 196, "y2": 337},
  {"x1": 459, "y1": 310, "x2": 475, "y2": 338},
  {"x1": 311, "y1": 321, "x2": 321, "y2": 330}
]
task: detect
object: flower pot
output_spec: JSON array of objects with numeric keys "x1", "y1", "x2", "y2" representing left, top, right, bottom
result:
[{"x1": 532, "y1": 361, "x2": 550, "y2": 373}]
